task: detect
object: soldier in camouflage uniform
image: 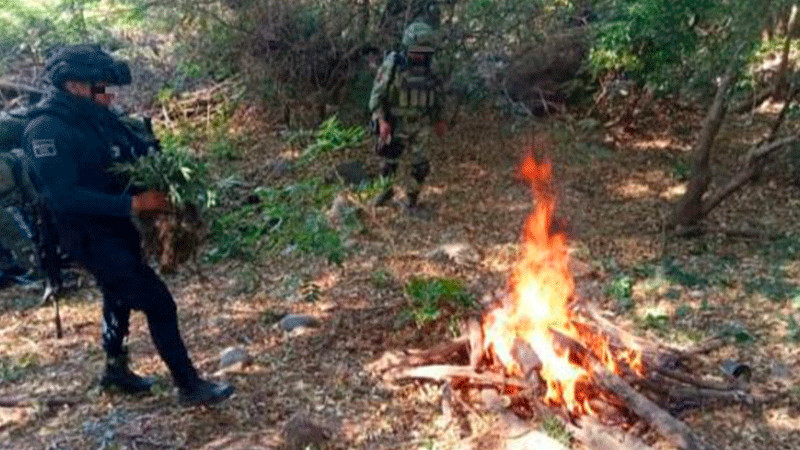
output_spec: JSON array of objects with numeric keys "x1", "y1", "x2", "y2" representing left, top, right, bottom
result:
[{"x1": 369, "y1": 20, "x2": 446, "y2": 215}]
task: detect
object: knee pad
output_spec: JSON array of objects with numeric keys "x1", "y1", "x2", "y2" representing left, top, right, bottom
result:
[{"x1": 411, "y1": 158, "x2": 430, "y2": 184}]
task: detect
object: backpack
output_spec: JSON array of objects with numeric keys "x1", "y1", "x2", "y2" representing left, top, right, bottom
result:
[
  {"x1": 0, "y1": 108, "x2": 28, "y2": 154},
  {"x1": 0, "y1": 106, "x2": 158, "y2": 290}
]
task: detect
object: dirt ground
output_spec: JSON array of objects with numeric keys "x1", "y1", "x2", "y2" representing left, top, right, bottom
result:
[{"x1": 1, "y1": 101, "x2": 800, "y2": 449}]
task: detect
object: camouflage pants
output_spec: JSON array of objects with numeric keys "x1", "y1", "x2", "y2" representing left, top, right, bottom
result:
[
  {"x1": 384, "y1": 118, "x2": 432, "y2": 201},
  {"x1": 0, "y1": 206, "x2": 37, "y2": 273}
]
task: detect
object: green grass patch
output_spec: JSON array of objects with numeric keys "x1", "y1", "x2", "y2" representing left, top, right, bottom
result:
[
  {"x1": 205, "y1": 115, "x2": 371, "y2": 266},
  {"x1": 401, "y1": 277, "x2": 476, "y2": 328},
  {"x1": 661, "y1": 258, "x2": 708, "y2": 288},
  {"x1": 0, "y1": 353, "x2": 38, "y2": 383},
  {"x1": 540, "y1": 414, "x2": 572, "y2": 447},
  {"x1": 606, "y1": 273, "x2": 634, "y2": 311},
  {"x1": 206, "y1": 179, "x2": 344, "y2": 264},
  {"x1": 745, "y1": 275, "x2": 800, "y2": 302}
]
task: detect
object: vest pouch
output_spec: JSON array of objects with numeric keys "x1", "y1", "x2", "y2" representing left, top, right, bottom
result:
[{"x1": 392, "y1": 62, "x2": 436, "y2": 116}]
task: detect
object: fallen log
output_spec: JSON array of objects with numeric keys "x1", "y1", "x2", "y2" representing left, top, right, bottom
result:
[{"x1": 547, "y1": 328, "x2": 717, "y2": 449}]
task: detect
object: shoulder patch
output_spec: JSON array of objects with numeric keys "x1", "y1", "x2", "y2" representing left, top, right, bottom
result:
[{"x1": 32, "y1": 139, "x2": 57, "y2": 158}]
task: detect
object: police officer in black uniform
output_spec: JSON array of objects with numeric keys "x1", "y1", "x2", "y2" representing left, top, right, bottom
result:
[{"x1": 23, "y1": 45, "x2": 233, "y2": 406}]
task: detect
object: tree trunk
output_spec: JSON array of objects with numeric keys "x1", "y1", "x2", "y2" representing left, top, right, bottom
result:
[
  {"x1": 772, "y1": 4, "x2": 798, "y2": 100},
  {"x1": 670, "y1": 61, "x2": 739, "y2": 230},
  {"x1": 674, "y1": 82, "x2": 800, "y2": 230}
]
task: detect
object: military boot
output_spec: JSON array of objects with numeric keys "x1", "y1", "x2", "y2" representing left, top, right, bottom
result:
[
  {"x1": 407, "y1": 190, "x2": 420, "y2": 209},
  {"x1": 100, "y1": 352, "x2": 155, "y2": 394},
  {"x1": 178, "y1": 379, "x2": 235, "y2": 406},
  {"x1": 372, "y1": 186, "x2": 395, "y2": 207},
  {"x1": 406, "y1": 191, "x2": 431, "y2": 220}
]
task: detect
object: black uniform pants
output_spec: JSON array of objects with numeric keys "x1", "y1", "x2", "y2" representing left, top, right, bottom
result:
[{"x1": 76, "y1": 224, "x2": 199, "y2": 390}]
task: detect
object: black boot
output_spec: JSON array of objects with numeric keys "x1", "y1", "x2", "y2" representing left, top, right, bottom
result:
[
  {"x1": 178, "y1": 379, "x2": 235, "y2": 406},
  {"x1": 100, "y1": 353, "x2": 155, "y2": 394},
  {"x1": 406, "y1": 191, "x2": 431, "y2": 220},
  {"x1": 372, "y1": 186, "x2": 394, "y2": 207},
  {"x1": 407, "y1": 190, "x2": 420, "y2": 209}
]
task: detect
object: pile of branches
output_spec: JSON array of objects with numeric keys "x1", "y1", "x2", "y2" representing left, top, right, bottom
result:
[{"x1": 369, "y1": 299, "x2": 754, "y2": 450}]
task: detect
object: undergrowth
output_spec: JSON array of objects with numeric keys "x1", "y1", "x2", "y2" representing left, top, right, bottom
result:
[
  {"x1": 205, "y1": 115, "x2": 372, "y2": 266},
  {"x1": 401, "y1": 277, "x2": 476, "y2": 328}
]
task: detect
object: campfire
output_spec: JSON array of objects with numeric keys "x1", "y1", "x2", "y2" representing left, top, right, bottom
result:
[{"x1": 370, "y1": 154, "x2": 752, "y2": 450}]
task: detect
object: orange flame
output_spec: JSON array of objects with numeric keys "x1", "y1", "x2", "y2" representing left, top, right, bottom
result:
[{"x1": 482, "y1": 154, "x2": 644, "y2": 416}]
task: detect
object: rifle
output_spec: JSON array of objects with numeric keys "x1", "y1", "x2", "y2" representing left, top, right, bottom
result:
[
  {"x1": 10, "y1": 149, "x2": 65, "y2": 338},
  {"x1": 36, "y1": 203, "x2": 64, "y2": 337}
]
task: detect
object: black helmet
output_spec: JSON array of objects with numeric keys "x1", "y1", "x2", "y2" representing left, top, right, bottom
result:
[{"x1": 44, "y1": 44, "x2": 131, "y2": 89}]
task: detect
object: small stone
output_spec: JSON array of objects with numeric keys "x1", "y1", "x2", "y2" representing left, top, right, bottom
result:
[
  {"x1": 426, "y1": 242, "x2": 480, "y2": 266},
  {"x1": 279, "y1": 314, "x2": 321, "y2": 332},
  {"x1": 283, "y1": 413, "x2": 333, "y2": 449},
  {"x1": 770, "y1": 361, "x2": 791, "y2": 379},
  {"x1": 219, "y1": 346, "x2": 252, "y2": 371},
  {"x1": 329, "y1": 160, "x2": 368, "y2": 185}
]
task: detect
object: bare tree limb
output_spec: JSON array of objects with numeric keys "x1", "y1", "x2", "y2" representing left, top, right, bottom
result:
[{"x1": 698, "y1": 134, "x2": 800, "y2": 216}]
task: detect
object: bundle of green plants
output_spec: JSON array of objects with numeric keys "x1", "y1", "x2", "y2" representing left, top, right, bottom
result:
[
  {"x1": 111, "y1": 145, "x2": 216, "y2": 210},
  {"x1": 300, "y1": 115, "x2": 366, "y2": 160}
]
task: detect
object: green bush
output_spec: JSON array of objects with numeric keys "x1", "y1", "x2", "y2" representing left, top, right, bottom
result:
[{"x1": 0, "y1": 0, "x2": 145, "y2": 76}]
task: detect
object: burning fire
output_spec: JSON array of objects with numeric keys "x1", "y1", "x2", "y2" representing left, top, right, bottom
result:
[{"x1": 482, "y1": 155, "x2": 644, "y2": 416}]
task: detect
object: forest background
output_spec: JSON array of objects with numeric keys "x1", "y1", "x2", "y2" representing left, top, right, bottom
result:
[{"x1": 1, "y1": 0, "x2": 800, "y2": 448}]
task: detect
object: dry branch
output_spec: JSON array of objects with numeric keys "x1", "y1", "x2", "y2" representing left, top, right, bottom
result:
[
  {"x1": 0, "y1": 395, "x2": 81, "y2": 408},
  {"x1": 673, "y1": 336, "x2": 728, "y2": 359},
  {"x1": 699, "y1": 134, "x2": 800, "y2": 216},
  {"x1": 647, "y1": 373, "x2": 752, "y2": 405},
  {"x1": 396, "y1": 364, "x2": 533, "y2": 390},
  {"x1": 732, "y1": 87, "x2": 773, "y2": 114},
  {"x1": 590, "y1": 359, "x2": 715, "y2": 450},
  {"x1": 0, "y1": 79, "x2": 43, "y2": 96},
  {"x1": 655, "y1": 367, "x2": 737, "y2": 391},
  {"x1": 466, "y1": 317, "x2": 484, "y2": 369}
]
